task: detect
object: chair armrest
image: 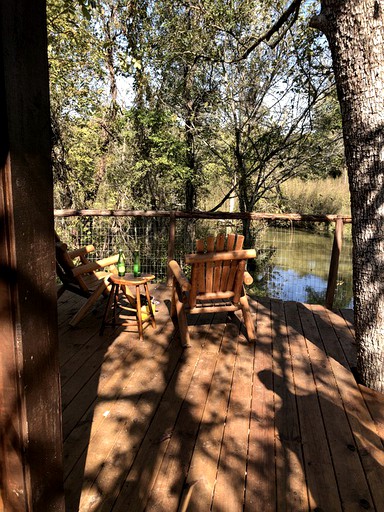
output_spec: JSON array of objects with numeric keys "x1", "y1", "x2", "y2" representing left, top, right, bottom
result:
[
  {"x1": 96, "y1": 254, "x2": 119, "y2": 268},
  {"x1": 68, "y1": 245, "x2": 95, "y2": 259},
  {"x1": 168, "y1": 260, "x2": 191, "y2": 292},
  {"x1": 243, "y1": 271, "x2": 253, "y2": 286},
  {"x1": 71, "y1": 254, "x2": 118, "y2": 277}
]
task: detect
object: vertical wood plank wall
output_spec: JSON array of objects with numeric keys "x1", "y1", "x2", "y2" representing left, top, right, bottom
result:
[{"x1": 0, "y1": 1, "x2": 65, "y2": 510}]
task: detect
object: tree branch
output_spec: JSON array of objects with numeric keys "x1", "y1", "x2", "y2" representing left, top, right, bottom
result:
[
  {"x1": 309, "y1": 13, "x2": 329, "y2": 33},
  {"x1": 239, "y1": 0, "x2": 304, "y2": 60}
]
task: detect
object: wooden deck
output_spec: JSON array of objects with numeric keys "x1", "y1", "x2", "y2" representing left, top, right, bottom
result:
[{"x1": 59, "y1": 284, "x2": 384, "y2": 512}]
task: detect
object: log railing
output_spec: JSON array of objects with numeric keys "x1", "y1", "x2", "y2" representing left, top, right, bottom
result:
[{"x1": 54, "y1": 209, "x2": 353, "y2": 310}]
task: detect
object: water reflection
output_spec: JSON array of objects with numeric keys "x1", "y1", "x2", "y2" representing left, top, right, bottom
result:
[{"x1": 250, "y1": 228, "x2": 353, "y2": 309}]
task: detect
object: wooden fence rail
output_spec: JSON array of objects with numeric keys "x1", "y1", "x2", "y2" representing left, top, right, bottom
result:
[{"x1": 54, "y1": 210, "x2": 353, "y2": 310}]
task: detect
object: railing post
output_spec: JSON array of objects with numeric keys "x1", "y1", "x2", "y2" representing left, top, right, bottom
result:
[
  {"x1": 167, "y1": 211, "x2": 176, "y2": 286},
  {"x1": 325, "y1": 216, "x2": 344, "y2": 310}
]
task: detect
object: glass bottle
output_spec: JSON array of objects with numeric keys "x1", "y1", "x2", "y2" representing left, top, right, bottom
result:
[
  {"x1": 133, "y1": 250, "x2": 141, "y2": 277},
  {"x1": 117, "y1": 249, "x2": 126, "y2": 277}
]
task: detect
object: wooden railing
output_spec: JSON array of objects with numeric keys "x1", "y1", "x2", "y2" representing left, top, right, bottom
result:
[{"x1": 54, "y1": 209, "x2": 353, "y2": 310}]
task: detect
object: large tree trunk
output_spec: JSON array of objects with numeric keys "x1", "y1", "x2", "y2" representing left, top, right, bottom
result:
[{"x1": 312, "y1": 1, "x2": 384, "y2": 391}]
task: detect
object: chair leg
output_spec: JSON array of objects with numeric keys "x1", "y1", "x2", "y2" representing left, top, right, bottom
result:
[
  {"x1": 170, "y1": 282, "x2": 177, "y2": 323},
  {"x1": 69, "y1": 277, "x2": 109, "y2": 327},
  {"x1": 175, "y1": 299, "x2": 190, "y2": 347},
  {"x1": 239, "y1": 291, "x2": 256, "y2": 343}
]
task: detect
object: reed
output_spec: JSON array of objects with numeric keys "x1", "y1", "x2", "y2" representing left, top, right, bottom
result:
[{"x1": 281, "y1": 176, "x2": 351, "y2": 216}]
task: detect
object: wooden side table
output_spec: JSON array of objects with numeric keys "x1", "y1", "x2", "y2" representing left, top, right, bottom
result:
[{"x1": 100, "y1": 273, "x2": 156, "y2": 340}]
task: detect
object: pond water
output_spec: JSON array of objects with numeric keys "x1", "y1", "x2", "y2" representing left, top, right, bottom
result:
[{"x1": 251, "y1": 227, "x2": 353, "y2": 309}]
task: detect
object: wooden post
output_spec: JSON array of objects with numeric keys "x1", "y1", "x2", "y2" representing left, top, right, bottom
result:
[
  {"x1": 167, "y1": 211, "x2": 176, "y2": 286},
  {"x1": 0, "y1": 1, "x2": 65, "y2": 511},
  {"x1": 325, "y1": 216, "x2": 344, "y2": 310}
]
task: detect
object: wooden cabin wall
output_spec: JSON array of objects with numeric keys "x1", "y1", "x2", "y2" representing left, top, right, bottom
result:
[{"x1": 0, "y1": 1, "x2": 64, "y2": 510}]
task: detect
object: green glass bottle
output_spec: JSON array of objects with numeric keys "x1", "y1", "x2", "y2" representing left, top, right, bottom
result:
[
  {"x1": 117, "y1": 249, "x2": 126, "y2": 277},
  {"x1": 133, "y1": 250, "x2": 141, "y2": 277}
]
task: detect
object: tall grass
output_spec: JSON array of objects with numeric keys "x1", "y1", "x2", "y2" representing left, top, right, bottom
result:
[{"x1": 280, "y1": 176, "x2": 351, "y2": 216}]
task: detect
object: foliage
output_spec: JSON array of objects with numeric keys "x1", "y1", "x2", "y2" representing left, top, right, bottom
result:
[
  {"x1": 280, "y1": 176, "x2": 350, "y2": 216},
  {"x1": 48, "y1": 0, "x2": 344, "y2": 216},
  {"x1": 48, "y1": 0, "x2": 112, "y2": 207},
  {"x1": 105, "y1": 108, "x2": 191, "y2": 209}
]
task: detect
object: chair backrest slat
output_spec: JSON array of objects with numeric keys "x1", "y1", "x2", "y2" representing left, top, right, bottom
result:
[
  {"x1": 212, "y1": 234, "x2": 226, "y2": 292},
  {"x1": 196, "y1": 238, "x2": 206, "y2": 294},
  {"x1": 233, "y1": 259, "x2": 246, "y2": 303},
  {"x1": 235, "y1": 234, "x2": 244, "y2": 250},
  {"x1": 224, "y1": 234, "x2": 244, "y2": 291},
  {"x1": 226, "y1": 233, "x2": 237, "y2": 251},
  {"x1": 205, "y1": 236, "x2": 215, "y2": 293},
  {"x1": 216, "y1": 233, "x2": 226, "y2": 251},
  {"x1": 187, "y1": 233, "x2": 252, "y2": 309},
  {"x1": 220, "y1": 233, "x2": 237, "y2": 292}
]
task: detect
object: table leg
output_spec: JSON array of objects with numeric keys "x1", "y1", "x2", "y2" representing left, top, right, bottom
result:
[
  {"x1": 136, "y1": 285, "x2": 143, "y2": 341},
  {"x1": 112, "y1": 284, "x2": 120, "y2": 326},
  {"x1": 100, "y1": 282, "x2": 117, "y2": 335},
  {"x1": 144, "y1": 282, "x2": 156, "y2": 328}
]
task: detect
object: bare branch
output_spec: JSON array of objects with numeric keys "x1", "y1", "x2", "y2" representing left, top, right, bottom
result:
[{"x1": 239, "y1": 0, "x2": 304, "y2": 60}]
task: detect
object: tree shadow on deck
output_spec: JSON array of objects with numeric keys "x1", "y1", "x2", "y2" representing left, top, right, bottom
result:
[
  {"x1": 256, "y1": 298, "x2": 384, "y2": 511},
  {"x1": 60, "y1": 294, "x2": 120, "y2": 511},
  {"x1": 61, "y1": 293, "x2": 384, "y2": 511},
  {"x1": 62, "y1": 283, "x2": 262, "y2": 512}
]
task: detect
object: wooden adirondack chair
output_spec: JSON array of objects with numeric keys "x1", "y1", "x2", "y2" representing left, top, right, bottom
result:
[
  {"x1": 169, "y1": 233, "x2": 256, "y2": 346},
  {"x1": 55, "y1": 233, "x2": 119, "y2": 327}
]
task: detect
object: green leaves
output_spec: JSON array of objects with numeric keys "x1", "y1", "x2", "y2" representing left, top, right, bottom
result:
[{"x1": 49, "y1": 0, "x2": 341, "y2": 216}]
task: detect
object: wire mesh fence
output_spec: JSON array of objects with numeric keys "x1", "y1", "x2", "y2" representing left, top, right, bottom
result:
[
  {"x1": 55, "y1": 215, "x2": 170, "y2": 279},
  {"x1": 55, "y1": 213, "x2": 353, "y2": 308}
]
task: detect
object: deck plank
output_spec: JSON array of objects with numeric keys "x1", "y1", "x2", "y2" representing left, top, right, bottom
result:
[
  {"x1": 339, "y1": 308, "x2": 355, "y2": 331},
  {"x1": 182, "y1": 320, "x2": 241, "y2": 511},
  {"x1": 330, "y1": 308, "x2": 357, "y2": 368},
  {"x1": 57, "y1": 292, "x2": 384, "y2": 512},
  {"x1": 272, "y1": 301, "x2": 309, "y2": 511},
  {"x1": 359, "y1": 384, "x2": 384, "y2": 447},
  {"x1": 211, "y1": 324, "x2": 253, "y2": 512},
  {"x1": 311, "y1": 305, "x2": 384, "y2": 511},
  {"x1": 301, "y1": 304, "x2": 370, "y2": 511},
  {"x1": 244, "y1": 299, "x2": 276, "y2": 512},
  {"x1": 145, "y1": 313, "x2": 229, "y2": 511}
]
